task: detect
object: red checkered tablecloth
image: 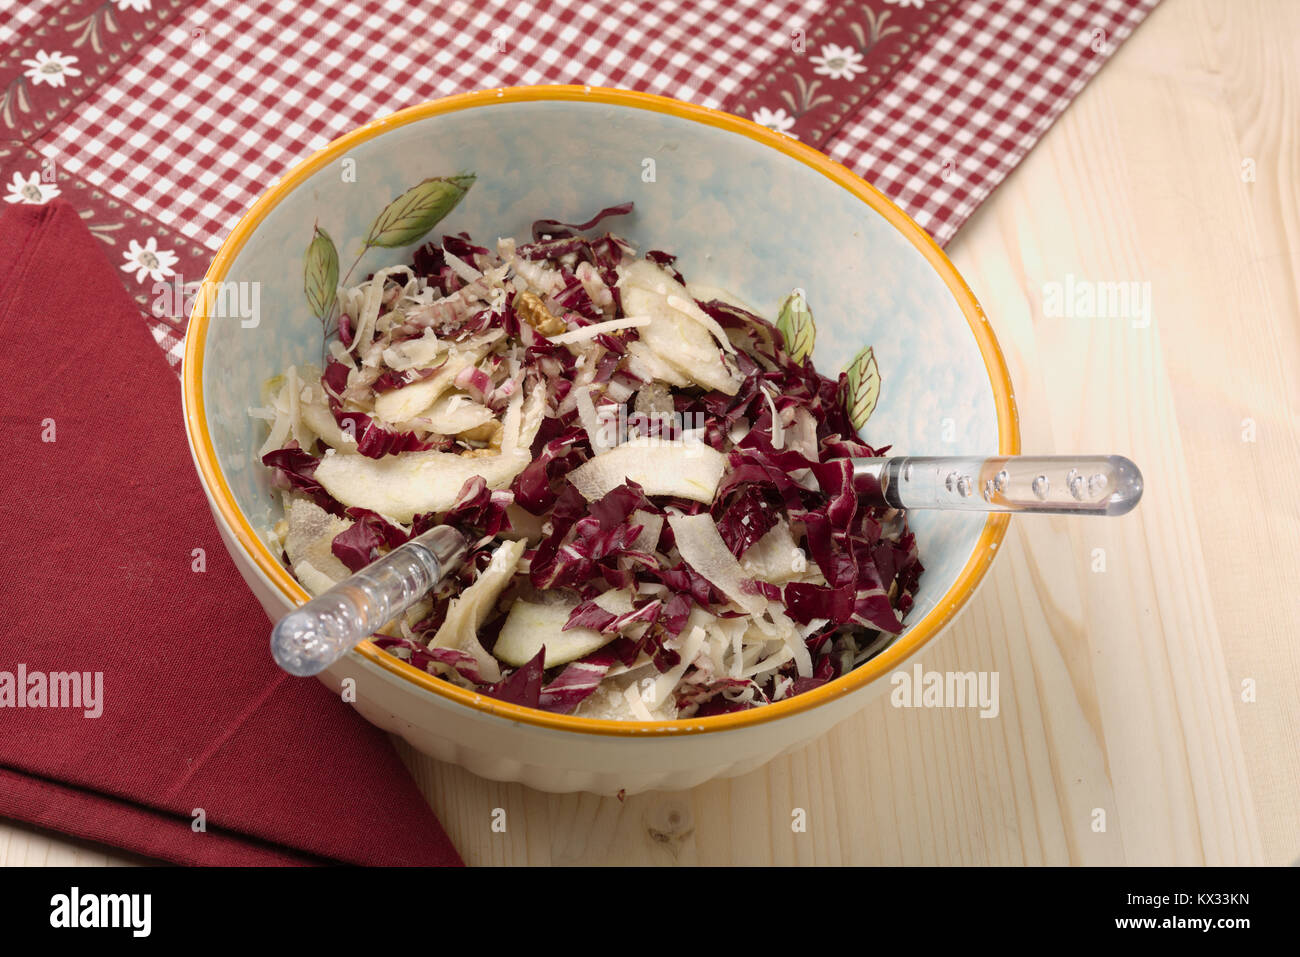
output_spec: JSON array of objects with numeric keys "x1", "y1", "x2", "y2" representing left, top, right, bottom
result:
[{"x1": 0, "y1": 0, "x2": 1160, "y2": 370}]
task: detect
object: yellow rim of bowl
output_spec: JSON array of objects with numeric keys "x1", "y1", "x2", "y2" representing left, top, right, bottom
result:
[{"x1": 183, "y1": 84, "x2": 1020, "y2": 737}]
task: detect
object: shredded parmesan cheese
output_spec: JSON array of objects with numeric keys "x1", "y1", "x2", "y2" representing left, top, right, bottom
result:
[{"x1": 548, "y1": 315, "x2": 650, "y2": 345}]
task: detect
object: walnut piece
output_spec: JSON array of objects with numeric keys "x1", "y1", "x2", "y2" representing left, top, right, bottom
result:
[
  {"x1": 515, "y1": 291, "x2": 568, "y2": 337},
  {"x1": 458, "y1": 419, "x2": 503, "y2": 446}
]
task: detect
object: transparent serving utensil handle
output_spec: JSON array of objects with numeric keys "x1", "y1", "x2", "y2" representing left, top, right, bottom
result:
[
  {"x1": 852, "y1": 455, "x2": 1142, "y2": 515},
  {"x1": 270, "y1": 525, "x2": 468, "y2": 677}
]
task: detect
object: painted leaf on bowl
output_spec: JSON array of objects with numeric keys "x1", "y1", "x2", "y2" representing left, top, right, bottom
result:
[
  {"x1": 363, "y1": 173, "x2": 477, "y2": 249},
  {"x1": 845, "y1": 344, "x2": 881, "y2": 431},
  {"x1": 303, "y1": 224, "x2": 339, "y2": 320},
  {"x1": 775, "y1": 289, "x2": 815, "y2": 362}
]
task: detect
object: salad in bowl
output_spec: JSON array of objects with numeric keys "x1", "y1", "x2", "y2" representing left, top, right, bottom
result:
[{"x1": 255, "y1": 200, "x2": 921, "y2": 721}]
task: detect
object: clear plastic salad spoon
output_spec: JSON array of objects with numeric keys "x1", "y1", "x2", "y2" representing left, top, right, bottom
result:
[
  {"x1": 270, "y1": 525, "x2": 467, "y2": 677},
  {"x1": 851, "y1": 454, "x2": 1142, "y2": 515}
]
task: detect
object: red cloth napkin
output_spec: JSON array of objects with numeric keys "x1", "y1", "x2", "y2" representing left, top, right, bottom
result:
[{"x1": 0, "y1": 200, "x2": 462, "y2": 867}]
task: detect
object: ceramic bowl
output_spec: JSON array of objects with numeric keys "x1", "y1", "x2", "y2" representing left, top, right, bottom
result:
[{"x1": 182, "y1": 85, "x2": 1018, "y2": 795}]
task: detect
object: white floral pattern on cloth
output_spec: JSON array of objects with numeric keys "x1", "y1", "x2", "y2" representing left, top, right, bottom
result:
[
  {"x1": 884, "y1": 0, "x2": 929, "y2": 8},
  {"x1": 0, "y1": 0, "x2": 191, "y2": 141},
  {"x1": 751, "y1": 106, "x2": 798, "y2": 137},
  {"x1": 730, "y1": 1, "x2": 957, "y2": 148},
  {"x1": 20, "y1": 50, "x2": 81, "y2": 88},
  {"x1": 810, "y1": 43, "x2": 867, "y2": 81},
  {"x1": 3, "y1": 170, "x2": 60, "y2": 204},
  {"x1": 121, "y1": 237, "x2": 179, "y2": 283}
]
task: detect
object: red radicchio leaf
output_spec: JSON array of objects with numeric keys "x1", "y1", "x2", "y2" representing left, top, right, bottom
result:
[
  {"x1": 782, "y1": 581, "x2": 854, "y2": 625},
  {"x1": 411, "y1": 241, "x2": 446, "y2": 280},
  {"x1": 654, "y1": 563, "x2": 716, "y2": 609},
  {"x1": 713, "y1": 483, "x2": 778, "y2": 558},
  {"x1": 644, "y1": 249, "x2": 686, "y2": 285},
  {"x1": 790, "y1": 676, "x2": 830, "y2": 696},
  {"x1": 328, "y1": 396, "x2": 437, "y2": 459},
  {"x1": 511, "y1": 426, "x2": 586, "y2": 513},
  {"x1": 585, "y1": 481, "x2": 657, "y2": 529},
  {"x1": 588, "y1": 234, "x2": 634, "y2": 271},
  {"x1": 516, "y1": 236, "x2": 590, "y2": 261},
  {"x1": 814, "y1": 653, "x2": 838, "y2": 681},
  {"x1": 537, "y1": 650, "x2": 619, "y2": 714},
  {"x1": 425, "y1": 647, "x2": 494, "y2": 684},
  {"x1": 453, "y1": 364, "x2": 493, "y2": 402},
  {"x1": 531, "y1": 202, "x2": 633, "y2": 241},
  {"x1": 592, "y1": 331, "x2": 628, "y2": 355},
  {"x1": 564, "y1": 597, "x2": 662, "y2": 635},
  {"x1": 427, "y1": 474, "x2": 514, "y2": 540},
  {"x1": 261, "y1": 444, "x2": 344, "y2": 516},
  {"x1": 371, "y1": 636, "x2": 492, "y2": 685},
  {"x1": 322, "y1": 359, "x2": 351, "y2": 397},
  {"x1": 651, "y1": 638, "x2": 681, "y2": 673},
  {"x1": 552, "y1": 270, "x2": 603, "y2": 321},
  {"x1": 849, "y1": 559, "x2": 905, "y2": 634},
  {"x1": 484, "y1": 647, "x2": 546, "y2": 708},
  {"x1": 372, "y1": 366, "x2": 437, "y2": 393},
  {"x1": 569, "y1": 515, "x2": 644, "y2": 561},
  {"x1": 592, "y1": 349, "x2": 622, "y2": 384},
  {"x1": 442, "y1": 233, "x2": 490, "y2": 259},
  {"x1": 693, "y1": 695, "x2": 754, "y2": 716},
  {"x1": 331, "y1": 507, "x2": 409, "y2": 572},
  {"x1": 656, "y1": 593, "x2": 693, "y2": 639}
]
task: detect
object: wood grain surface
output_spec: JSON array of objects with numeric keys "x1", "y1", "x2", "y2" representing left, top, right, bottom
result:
[{"x1": 3, "y1": 0, "x2": 1296, "y2": 867}]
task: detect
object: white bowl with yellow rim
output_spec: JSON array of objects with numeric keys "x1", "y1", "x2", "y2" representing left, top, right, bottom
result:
[{"x1": 182, "y1": 85, "x2": 1018, "y2": 795}]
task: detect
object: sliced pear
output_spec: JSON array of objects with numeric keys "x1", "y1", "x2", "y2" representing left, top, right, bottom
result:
[
  {"x1": 314, "y1": 446, "x2": 530, "y2": 522},
  {"x1": 493, "y1": 588, "x2": 631, "y2": 668},
  {"x1": 739, "y1": 519, "x2": 805, "y2": 584},
  {"x1": 299, "y1": 389, "x2": 355, "y2": 451},
  {"x1": 503, "y1": 503, "x2": 547, "y2": 543},
  {"x1": 512, "y1": 380, "x2": 548, "y2": 455},
  {"x1": 382, "y1": 330, "x2": 446, "y2": 371},
  {"x1": 624, "y1": 340, "x2": 692, "y2": 388},
  {"x1": 282, "y1": 495, "x2": 353, "y2": 597},
  {"x1": 567, "y1": 437, "x2": 725, "y2": 504},
  {"x1": 372, "y1": 342, "x2": 488, "y2": 425},
  {"x1": 620, "y1": 260, "x2": 736, "y2": 349},
  {"x1": 668, "y1": 512, "x2": 766, "y2": 617},
  {"x1": 619, "y1": 281, "x2": 742, "y2": 395},
  {"x1": 423, "y1": 391, "x2": 494, "y2": 435},
  {"x1": 493, "y1": 601, "x2": 609, "y2": 668},
  {"x1": 429, "y1": 538, "x2": 526, "y2": 682},
  {"x1": 629, "y1": 508, "x2": 663, "y2": 554}
]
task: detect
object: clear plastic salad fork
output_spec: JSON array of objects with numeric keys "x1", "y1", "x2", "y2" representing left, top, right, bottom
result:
[
  {"x1": 270, "y1": 525, "x2": 467, "y2": 676},
  {"x1": 850, "y1": 454, "x2": 1142, "y2": 515},
  {"x1": 269, "y1": 454, "x2": 1140, "y2": 677}
]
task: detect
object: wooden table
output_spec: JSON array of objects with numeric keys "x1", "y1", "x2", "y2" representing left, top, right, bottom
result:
[{"x1": 3, "y1": 0, "x2": 1296, "y2": 866}]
